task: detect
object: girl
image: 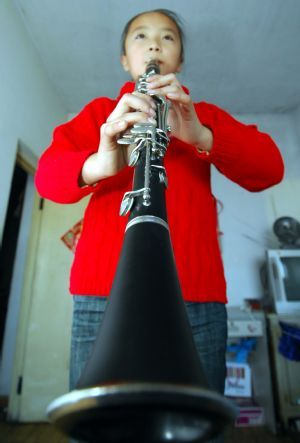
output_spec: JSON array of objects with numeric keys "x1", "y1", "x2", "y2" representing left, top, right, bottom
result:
[{"x1": 35, "y1": 9, "x2": 284, "y2": 443}]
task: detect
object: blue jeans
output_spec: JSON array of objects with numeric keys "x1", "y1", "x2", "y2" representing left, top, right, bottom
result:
[{"x1": 70, "y1": 296, "x2": 228, "y2": 443}]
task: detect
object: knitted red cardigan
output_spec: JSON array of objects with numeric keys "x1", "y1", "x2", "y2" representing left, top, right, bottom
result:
[{"x1": 35, "y1": 82, "x2": 284, "y2": 302}]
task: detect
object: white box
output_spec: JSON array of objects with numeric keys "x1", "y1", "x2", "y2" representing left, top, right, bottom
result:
[
  {"x1": 235, "y1": 406, "x2": 265, "y2": 427},
  {"x1": 225, "y1": 362, "x2": 252, "y2": 397},
  {"x1": 227, "y1": 320, "x2": 263, "y2": 337}
]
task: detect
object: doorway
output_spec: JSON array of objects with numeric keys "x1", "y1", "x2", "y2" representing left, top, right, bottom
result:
[
  {"x1": 0, "y1": 163, "x2": 27, "y2": 355},
  {"x1": 0, "y1": 155, "x2": 36, "y2": 418}
]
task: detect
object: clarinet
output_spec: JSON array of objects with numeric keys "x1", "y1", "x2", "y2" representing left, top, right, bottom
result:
[{"x1": 46, "y1": 60, "x2": 236, "y2": 443}]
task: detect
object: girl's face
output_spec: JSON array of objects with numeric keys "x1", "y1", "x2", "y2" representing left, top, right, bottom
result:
[{"x1": 121, "y1": 12, "x2": 182, "y2": 81}]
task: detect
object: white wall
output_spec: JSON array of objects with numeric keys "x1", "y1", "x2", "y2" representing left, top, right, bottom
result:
[
  {"x1": 212, "y1": 110, "x2": 300, "y2": 305},
  {"x1": 293, "y1": 103, "x2": 300, "y2": 146},
  {"x1": 0, "y1": 0, "x2": 67, "y2": 242},
  {"x1": 0, "y1": 1, "x2": 66, "y2": 395}
]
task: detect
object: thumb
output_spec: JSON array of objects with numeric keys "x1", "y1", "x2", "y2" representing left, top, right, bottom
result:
[{"x1": 100, "y1": 120, "x2": 128, "y2": 151}]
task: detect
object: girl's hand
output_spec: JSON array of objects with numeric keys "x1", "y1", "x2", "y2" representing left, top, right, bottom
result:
[
  {"x1": 146, "y1": 73, "x2": 213, "y2": 152},
  {"x1": 80, "y1": 92, "x2": 156, "y2": 185}
]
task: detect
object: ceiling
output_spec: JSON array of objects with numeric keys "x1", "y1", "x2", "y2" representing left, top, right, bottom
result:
[{"x1": 13, "y1": 0, "x2": 300, "y2": 114}]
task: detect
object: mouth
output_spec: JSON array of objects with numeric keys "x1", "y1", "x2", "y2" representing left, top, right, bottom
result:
[{"x1": 146, "y1": 59, "x2": 162, "y2": 66}]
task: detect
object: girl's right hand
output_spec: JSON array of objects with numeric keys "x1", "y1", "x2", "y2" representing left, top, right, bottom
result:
[{"x1": 80, "y1": 92, "x2": 157, "y2": 186}]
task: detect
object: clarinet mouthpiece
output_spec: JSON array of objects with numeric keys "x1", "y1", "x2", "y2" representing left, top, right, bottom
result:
[{"x1": 146, "y1": 60, "x2": 160, "y2": 76}]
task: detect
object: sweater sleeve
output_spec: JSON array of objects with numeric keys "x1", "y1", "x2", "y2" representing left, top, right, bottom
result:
[
  {"x1": 35, "y1": 98, "x2": 112, "y2": 203},
  {"x1": 195, "y1": 102, "x2": 284, "y2": 191}
]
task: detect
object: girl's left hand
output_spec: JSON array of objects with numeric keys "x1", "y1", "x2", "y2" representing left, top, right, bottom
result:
[{"x1": 146, "y1": 73, "x2": 212, "y2": 152}]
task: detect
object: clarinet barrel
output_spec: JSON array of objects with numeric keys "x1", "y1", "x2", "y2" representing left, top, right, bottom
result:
[{"x1": 47, "y1": 61, "x2": 236, "y2": 442}]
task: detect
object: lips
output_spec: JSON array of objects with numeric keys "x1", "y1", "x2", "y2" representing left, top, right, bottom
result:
[{"x1": 146, "y1": 59, "x2": 162, "y2": 65}]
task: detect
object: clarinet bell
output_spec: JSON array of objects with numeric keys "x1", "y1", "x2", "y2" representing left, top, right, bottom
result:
[
  {"x1": 47, "y1": 223, "x2": 236, "y2": 442},
  {"x1": 48, "y1": 384, "x2": 235, "y2": 443}
]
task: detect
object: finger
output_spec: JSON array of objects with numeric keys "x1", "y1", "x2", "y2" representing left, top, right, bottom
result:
[
  {"x1": 100, "y1": 120, "x2": 128, "y2": 148},
  {"x1": 109, "y1": 109, "x2": 156, "y2": 126},
  {"x1": 166, "y1": 89, "x2": 191, "y2": 105},
  {"x1": 145, "y1": 74, "x2": 189, "y2": 102},
  {"x1": 147, "y1": 82, "x2": 191, "y2": 106},
  {"x1": 121, "y1": 111, "x2": 156, "y2": 125},
  {"x1": 107, "y1": 112, "x2": 157, "y2": 127},
  {"x1": 132, "y1": 91, "x2": 157, "y2": 107},
  {"x1": 153, "y1": 83, "x2": 181, "y2": 95},
  {"x1": 108, "y1": 93, "x2": 156, "y2": 122},
  {"x1": 146, "y1": 73, "x2": 178, "y2": 89},
  {"x1": 101, "y1": 111, "x2": 157, "y2": 150}
]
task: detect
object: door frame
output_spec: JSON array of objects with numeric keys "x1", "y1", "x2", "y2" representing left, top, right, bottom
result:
[
  {"x1": 8, "y1": 191, "x2": 42, "y2": 420},
  {"x1": 6, "y1": 142, "x2": 41, "y2": 421}
]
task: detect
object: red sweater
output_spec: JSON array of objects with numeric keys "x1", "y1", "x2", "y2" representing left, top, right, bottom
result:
[{"x1": 35, "y1": 82, "x2": 284, "y2": 302}]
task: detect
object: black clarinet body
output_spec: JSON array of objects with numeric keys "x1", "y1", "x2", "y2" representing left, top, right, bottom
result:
[{"x1": 47, "y1": 61, "x2": 236, "y2": 443}]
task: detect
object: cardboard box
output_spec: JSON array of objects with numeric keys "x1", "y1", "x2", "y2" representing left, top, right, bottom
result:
[
  {"x1": 235, "y1": 406, "x2": 265, "y2": 427},
  {"x1": 225, "y1": 362, "x2": 252, "y2": 398}
]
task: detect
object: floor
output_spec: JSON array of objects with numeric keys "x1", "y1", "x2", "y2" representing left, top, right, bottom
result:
[{"x1": 0, "y1": 422, "x2": 298, "y2": 443}]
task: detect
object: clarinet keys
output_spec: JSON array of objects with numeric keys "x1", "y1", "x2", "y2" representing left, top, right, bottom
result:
[{"x1": 119, "y1": 188, "x2": 150, "y2": 216}]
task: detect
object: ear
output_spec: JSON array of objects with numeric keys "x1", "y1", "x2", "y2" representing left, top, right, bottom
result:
[
  {"x1": 121, "y1": 55, "x2": 129, "y2": 72},
  {"x1": 176, "y1": 62, "x2": 183, "y2": 73}
]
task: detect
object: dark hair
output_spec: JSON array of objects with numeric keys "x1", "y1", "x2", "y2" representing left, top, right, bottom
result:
[{"x1": 121, "y1": 9, "x2": 185, "y2": 62}]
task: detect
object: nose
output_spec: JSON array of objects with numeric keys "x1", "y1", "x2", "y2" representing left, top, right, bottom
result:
[{"x1": 149, "y1": 39, "x2": 161, "y2": 52}]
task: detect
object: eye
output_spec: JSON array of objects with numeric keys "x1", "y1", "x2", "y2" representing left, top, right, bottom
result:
[
  {"x1": 135, "y1": 33, "x2": 146, "y2": 39},
  {"x1": 163, "y1": 34, "x2": 174, "y2": 41}
]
